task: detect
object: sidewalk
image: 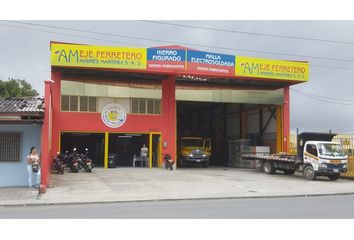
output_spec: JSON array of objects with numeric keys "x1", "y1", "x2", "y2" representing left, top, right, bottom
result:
[
  {"x1": 0, "y1": 187, "x2": 39, "y2": 206},
  {"x1": 2, "y1": 168, "x2": 354, "y2": 206}
]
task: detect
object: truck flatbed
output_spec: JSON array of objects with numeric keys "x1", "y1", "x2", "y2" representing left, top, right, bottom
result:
[
  {"x1": 242, "y1": 153, "x2": 297, "y2": 162},
  {"x1": 241, "y1": 153, "x2": 299, "y2": 175}
]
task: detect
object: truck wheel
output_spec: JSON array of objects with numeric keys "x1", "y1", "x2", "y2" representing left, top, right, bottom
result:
[
  {"x1": 263, "y1": 162, "x2": 275, "y2": 174},
  {"x1": 203, "y1": 161, "x2": 209, "y2": 168},
  {"x1": 328, "y1": 173, "x2": 340, "y2": 181},
  {"x1": 303, "y1": 165, "x2": 316, "y2": 180},
  {"x1": 284, "y1": 169, "x2": 296, "y2": 175},
  {"x1": 256, "y1": 160, "x2": 264, "y2": 172}
]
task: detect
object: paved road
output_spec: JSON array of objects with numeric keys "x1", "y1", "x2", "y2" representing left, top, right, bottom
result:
[{"x1": 1, "y1": 195, "x2": 354, "y2": 218}]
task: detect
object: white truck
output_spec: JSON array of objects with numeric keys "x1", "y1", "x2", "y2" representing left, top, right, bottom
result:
[{"x1": 242, "y1": 132, "x2": 348, "y2": 181}]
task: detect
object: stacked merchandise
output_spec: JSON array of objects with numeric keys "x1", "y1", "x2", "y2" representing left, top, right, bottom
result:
[
  {"x1": 242, "y1": 146, "x2": 271, "y2": 168},
  {"x1": 228, "y1": 139, "x2": 250, "y2": 167}
]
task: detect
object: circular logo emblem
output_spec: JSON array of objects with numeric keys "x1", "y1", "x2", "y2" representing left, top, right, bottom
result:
[{"x1": 101, "y1": 103, "x2": 127, "y2": 128}]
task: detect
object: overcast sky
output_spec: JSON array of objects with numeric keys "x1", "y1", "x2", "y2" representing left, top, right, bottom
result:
[{"x1": 0, "y1": 20, "x2": 353, "y2": 133}]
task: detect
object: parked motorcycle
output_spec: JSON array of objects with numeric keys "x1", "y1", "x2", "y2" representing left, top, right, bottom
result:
[
  {"x1": 81, "y1": 148, "x2": 94, "y2": 172},
  {"x1": 163, "y1": 153, "x2": 174, "y2": 171},
  {"x1": 70, "y1": 148, "x2": 80, "y2": 173},
  {"x1": 62, "y1": 150, "x2": 70, "y2": 168},
  {"x1": 51, "y1": 152, "x2": 65, "y2": 174}
]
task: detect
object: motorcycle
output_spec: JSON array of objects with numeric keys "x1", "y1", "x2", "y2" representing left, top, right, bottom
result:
[
  {"x1": 51, "y1": 152, "x2": 65, "y2": 174},
  {"x1": 81, "y1": 148, "x2": 94, "y2": 172},
  {"x1": 163, "y1": 153, "x2": 174, "y2": 171},
  {"x1": 62, "y1": 150, "x2": 70, "y2": 168},
  {"x1": 70, "y1": 148, "x2": 80, "y2": 173}
]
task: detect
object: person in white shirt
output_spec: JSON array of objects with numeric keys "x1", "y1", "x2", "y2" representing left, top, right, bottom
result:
[
  {"x1": 27, "y1": 146, "x2": 41, "y2": 188},
  {"x1": 140, "y1": 144, "x2": 148, "y2": 167}
]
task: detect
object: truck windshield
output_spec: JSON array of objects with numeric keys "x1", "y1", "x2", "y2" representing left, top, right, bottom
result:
[
  {"x1": 318, "y1": 143, "x2": 346, "y2": 157},
  {"x1": 181, "y1": 139, "x2": 204, "y2": 147}
]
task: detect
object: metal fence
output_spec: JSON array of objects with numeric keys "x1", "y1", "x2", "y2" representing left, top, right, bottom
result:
[{"x1": 333, "y1": 134, "x2": 354, "y2": 178}]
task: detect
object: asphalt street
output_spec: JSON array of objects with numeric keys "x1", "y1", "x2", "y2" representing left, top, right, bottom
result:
[{"x1": 1, "y1": 194, "x2": 354, "y2": 218}]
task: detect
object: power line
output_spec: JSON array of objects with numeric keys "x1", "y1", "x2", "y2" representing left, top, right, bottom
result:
[
  {"x1": 0, "y1": 23, "x2": 149, "y2": 48},
  {"x1": 291, "y1": 89, "x2": 354, "y2": 105},
  {"x1": 311, "y1": 64, "x2": 354, "y2": 71},
  {"x1": 1, "y1": 26, "x2": 354, "y2": 72},
  {"x1": 291, "y1": 91, "x2": 354, "y2": 106},
  {"x1": 2, "y1": 22, "x2": 354, "y2": 71},
  {"x1": 141, "y1": 20, "x2": 354, "y2": 46},
  {"x1": 2, "y1": 20, "x2": 354, "y2": 63},
  {"x1": 291, "y1": 88, "x2": 354, "y2": 102},
  {"x1": 0, "y1": 61, "x2": 50, "y2": 71},
  {"x1": 0, "y1": 65, "x2": 50, "y2": 74},
  {"x1": 291, "y1": 89, "x2": 349, "y2": 103}
]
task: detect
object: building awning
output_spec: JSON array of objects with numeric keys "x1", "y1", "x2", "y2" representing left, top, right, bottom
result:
[{"x1": 54, "y1": 66, "x2": 296, "y2": 91}]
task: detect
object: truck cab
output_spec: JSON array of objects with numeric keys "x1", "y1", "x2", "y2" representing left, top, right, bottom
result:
[
  {"x1": 298, "y1": 133, "x2": 348, "y2": 180},
  {"x1": 179, "y1": 137, "x2": 211, "y2": 168}
]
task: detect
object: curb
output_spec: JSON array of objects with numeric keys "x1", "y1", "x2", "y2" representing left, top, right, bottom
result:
[{"x1": 2, "y1": 191, "x2": 354, "y2": 207}]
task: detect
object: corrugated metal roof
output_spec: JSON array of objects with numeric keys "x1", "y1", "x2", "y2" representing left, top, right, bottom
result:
[{"x1": 0, "y1": 97, "x2": 44, "y2": 113}]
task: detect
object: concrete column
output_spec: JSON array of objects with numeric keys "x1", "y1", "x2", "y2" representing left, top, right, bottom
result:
[
  {"x1": 49, "y1": 71, "x2": 61, "y2": 156},
  {"x1": 276, "y1": 105, "x2": 283, "y2": 153},
  {"x1": 40, "y1": 80, "x2": 52, "y2": 192},
  {"x1": 283, "y1": 86, "x2": 290, "y2": 153},
  {"x1": 161, "y1": 76, "x2": 176, "y2": 165}
]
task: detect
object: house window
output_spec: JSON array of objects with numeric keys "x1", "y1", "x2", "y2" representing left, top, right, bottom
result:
[
  {"x1": 131, "y1": 98, "x2": 161, "y2": 114},
  {"x1": 0, "y1": 133, "x2": 21, "y2": 163},
  {"x1": 154, "y1": 100, "x2": 161, "y2": 114},
  {"x1": 139, "y1": 99, "x2": 146, "y2": 114},
  {"x1": 61, "y1": 95, "x2": 70, "y2": 111},
  {"x1": 79, "y1": 96, "x2": 88, "y2": 112},
  {"x1": 70, "y1": 96, "x2": 78, "y2": 111},
  {"x1": 132, "y1": 99, "x2": 139, "y2": 113},
  {"x1": 88, "y1": 97, "x2": 97, "y2": 112},
  {"x1": 61, "y1": 95, "x2": 97, "y2": 112},
  {"x1": 147, "y1": 99, "x2": 154, "y2": 114}
]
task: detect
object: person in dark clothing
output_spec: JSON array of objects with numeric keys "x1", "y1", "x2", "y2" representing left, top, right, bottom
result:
[{"x1": 163, "y1": 153, "x2": 174, "y2": 170}]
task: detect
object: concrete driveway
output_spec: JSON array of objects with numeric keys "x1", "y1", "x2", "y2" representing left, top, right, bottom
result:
[{"x1": 31, "y1": 167, "x2": 354, "y2": 205}]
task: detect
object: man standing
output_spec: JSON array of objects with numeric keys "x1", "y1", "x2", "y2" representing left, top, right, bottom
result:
[{"x1": 141, "y1": 144, "x2": 149, "y2": 167}]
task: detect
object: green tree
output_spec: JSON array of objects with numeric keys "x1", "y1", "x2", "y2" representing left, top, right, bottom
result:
[{"x1": 0, "y1": 78, "x2": 39, "y2": 98}]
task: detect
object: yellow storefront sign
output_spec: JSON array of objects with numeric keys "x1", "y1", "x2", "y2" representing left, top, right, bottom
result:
[
  {"x1": 51, "y1": 43, "x2": 147, "y2": 70},
  {"x1": 236, "y1": 56, "x2": 309, "y2": 81}
]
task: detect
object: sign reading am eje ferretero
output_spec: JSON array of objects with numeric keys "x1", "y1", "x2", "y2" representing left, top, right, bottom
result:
[
  {"x1": 51, "y1": 43, "x2": 309, "y2": 81},
  {"x1": 235, "y1": 56, "x2": 309, "y2": 81},
  {"x1": 51, "y1": 43, "x2": 147, "y2": 69}
]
